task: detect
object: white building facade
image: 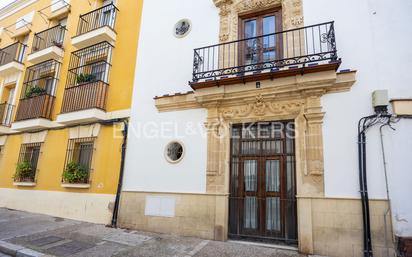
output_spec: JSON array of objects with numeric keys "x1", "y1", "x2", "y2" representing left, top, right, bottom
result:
[{"x1": 119, "y1": 1, "x2": 412, "y2": 257}]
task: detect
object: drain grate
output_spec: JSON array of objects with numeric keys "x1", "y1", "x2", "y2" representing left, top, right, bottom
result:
[
  {"x1": 47, "y1": 240, "x2": 94, "y2": 256},
  {"x1": 29, "y1": 236, "x2": 65, "y2": 247}
]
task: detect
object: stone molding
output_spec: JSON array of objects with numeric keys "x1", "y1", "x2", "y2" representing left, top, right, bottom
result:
[
  {"x1": 22, "y1": 131, "x2": 48, "y2": 144},
  {"x1": 213, "y1": 0, "x2": 303, "y2": 42},
  {"x1": 155, "y1": 70, "x2": 356, "y2": 198},
  {"x1": 69, "y1": 124, "x2": 101, "y2": 139}
]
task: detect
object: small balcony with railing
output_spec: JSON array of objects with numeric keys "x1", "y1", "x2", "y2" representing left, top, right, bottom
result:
[
  {"x1": 71, "y1": 3, "x2": 118, "y2": 49},
  {"x1": 0, "y1": 103, "x2": 15, "y2": 133},
  {"x1": 27, "y1": 25, "x2": 66, "y2": 64},
  {"x1": 0, "y1": 42, "x2": 27, "y2": 77},
  {"x1": 57, "y1": 41, "x2": 112, "y2": 124},
  {"x1": 190, "y1": 22, "x2": 340, "y2": 89},
  {"x1": 12, "y1": 60, "x2": 60, "y2": 131}
]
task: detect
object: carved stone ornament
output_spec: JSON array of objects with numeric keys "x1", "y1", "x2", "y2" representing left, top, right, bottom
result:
[
  {"x1": 234, "y1": 0, "x2": 282, "y2": 12},
  {"x1": 214, "y1": 0, "x2": 304, "y2": 43},
  {"x1": 220, "y1": 94, "x2": 303, "y2": 119}
]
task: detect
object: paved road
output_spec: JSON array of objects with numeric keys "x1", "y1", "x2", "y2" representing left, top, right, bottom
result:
[{"x1": 0, "y1": 208, "x2": 308, "y2": 257}]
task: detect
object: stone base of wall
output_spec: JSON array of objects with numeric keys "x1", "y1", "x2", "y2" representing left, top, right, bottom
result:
[
  {"x1": 0, "y1": 188, "x2": 115, "y2": 224},
  {"x1": 118, "y1": 192, "x2": 394, "y2": 257},
  {"x1": 302, "y1": 197, "x2": 395, "y2": 257},
  {"x1": 118, "y1": 191, "x2": 228, "y2": 240}
]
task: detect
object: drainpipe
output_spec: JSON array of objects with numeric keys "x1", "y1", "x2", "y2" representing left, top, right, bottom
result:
[
  {"x1": 357, "y1": 113, "x2": 392, "y2": 257},
  {"x1": 111, "y1": 120, "x2": 128, "y2": 227},
  {"x1": 358, "y1": 114, "x2": 376, "y2": 257}
]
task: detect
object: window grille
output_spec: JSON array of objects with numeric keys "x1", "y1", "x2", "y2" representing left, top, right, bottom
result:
[
  {"x1": 62, "y1": 137, "x2": 96, "y2": 184},
  {"x1": 14, "y1": 142, "x2": 42, "y2": 182}
]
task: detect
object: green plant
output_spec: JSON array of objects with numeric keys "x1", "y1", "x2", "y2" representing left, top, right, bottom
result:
[
  {"x1": 14, "y1": 161, "x2": 33, "y2": 181},
  {"x1": 25, "y1": 86, "x2": 46, "y2": 98},
  {"x1": 62, "y1": 161, "x2": 89, "y2": 184},
  {"x1": 76, "y1": 73, "x2": 96, "y2": 84}
]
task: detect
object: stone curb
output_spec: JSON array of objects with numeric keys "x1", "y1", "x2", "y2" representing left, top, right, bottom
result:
[{"x1": 0, "y1": 241, "x2": 54, "y2": 257}]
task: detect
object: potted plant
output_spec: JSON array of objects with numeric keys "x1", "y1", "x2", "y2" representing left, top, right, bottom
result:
[
  {"x1": 52, "y1": 40, "x2": 63, "y2": 48},
  {"x1": 14, "y1": 161, "x2": 33, "y2": 182},
  {"x1": 76, "y1": 73, "x2": 96, "y2": 84},
  {"x1": 62, "y1": 161, "x2": 89, "y2": 184},
  {"x1": 25, "y1": 86, "x2": 46, "y2": 98}
]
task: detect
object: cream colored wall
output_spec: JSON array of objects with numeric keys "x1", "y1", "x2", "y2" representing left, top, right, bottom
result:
[
  {"x1": 118, "y1": 191, "x2": 228, "y2": 241},
  {"x1": 0, "y1": 188, "x2": 115, "y2": 224},
  {"x1": 307, "y1": 197, "x2": 394, "y2": 257}
]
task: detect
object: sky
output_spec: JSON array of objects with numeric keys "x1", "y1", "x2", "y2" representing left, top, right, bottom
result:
[{"x1": 0, "y1": 0, "x2": 16, "y2": 10}]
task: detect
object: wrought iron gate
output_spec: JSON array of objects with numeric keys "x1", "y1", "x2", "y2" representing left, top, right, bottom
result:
[{"x1": 229, "y1": 121, "x2": 297, "y2": 244}]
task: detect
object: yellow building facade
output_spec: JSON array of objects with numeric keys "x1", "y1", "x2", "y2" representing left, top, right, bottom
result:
[{"x1": 0, "y1": 0, "x2": 142, "y2": 224}]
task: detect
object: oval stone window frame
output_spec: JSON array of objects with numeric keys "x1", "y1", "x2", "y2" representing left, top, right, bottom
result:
[
  {"x1": 164, "y1": 141, "x2": 185, "y2": 163},
  {"x1": 173, "y1": 18, "x2": 192, "y2": 38}
]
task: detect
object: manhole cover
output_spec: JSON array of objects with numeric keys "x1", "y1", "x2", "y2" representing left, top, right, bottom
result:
[
  {"x1": 30, "y1": 236, "x2": 65, "y2": 247},
  {"x1": 47, "y1": 240, "x2": 94, "y2": 256},
  {"x1": 103, "y1": 232, "x2": 152, "y2": 246}
]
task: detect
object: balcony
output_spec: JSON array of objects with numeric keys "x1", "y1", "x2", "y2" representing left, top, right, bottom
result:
[
  {"x1": 57, "y1": 42, "x2": 112, "y2": 124},
  {"x1": 0, "y1": 103, "x2": 15, "y2": 134},
  {"x1": 190, "y1": 21, "x2": 340, "y2": 89},
  {"x1": 71, "y1": 4, "x2": 118, "y2": 49},
  {"x1": 12, "y1": 60, "x2": 60, "y2": 131},
  {"x1": 27, "y1": 25, "x2": 66, "y2": 64},
  {"x1": 47, "y1": 0, "x2": 71, "y2": 20},
  {"x1": 0, "y1": 42, "x2": 26, "y2": 76}
]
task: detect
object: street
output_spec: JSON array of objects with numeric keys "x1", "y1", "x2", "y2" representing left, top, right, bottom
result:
[{"x1": 0, "y1": 208, "x2": 309, "y2": 257}]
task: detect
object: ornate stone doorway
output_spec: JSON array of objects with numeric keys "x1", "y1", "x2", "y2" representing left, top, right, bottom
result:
[{"x1": 228, "y1": 121, "x2": 297, "y2": 243}]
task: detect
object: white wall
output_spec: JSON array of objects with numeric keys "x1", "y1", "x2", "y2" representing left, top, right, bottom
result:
[
  {"x1": 123, "y1": 0, "x2": 219, "y2": 193},
  {"x1": 303, "y1": 0, "x2": 412, "y2": 236}
]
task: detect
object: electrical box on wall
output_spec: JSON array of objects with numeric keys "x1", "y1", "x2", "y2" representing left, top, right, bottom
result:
[
  {"x1": 372, "y1": 90, "x2": 389, "y2": 108},
  {"x1": 372, "y1": 90, "x2": 390, "y2": 113}
]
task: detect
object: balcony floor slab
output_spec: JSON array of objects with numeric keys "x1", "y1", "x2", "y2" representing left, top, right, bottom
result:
[
  {"x1": 11, "y1": 118, "x2": 62, "y2": 132},
  {"x1": 27, "y1": 46, "x2": 64, "y2": 65},
  {"x1": 0, "y1": 126, "x2": 17, "y2": 135},
  {"x1": 56, "y1": 108, "x2": 107, "y2": 125},
  {"x1": 71, "y1": 26, "x2": 116, "y2": 49},
  {"x1": 0, "y1": 62, "x2": 24, "y2": 77}
]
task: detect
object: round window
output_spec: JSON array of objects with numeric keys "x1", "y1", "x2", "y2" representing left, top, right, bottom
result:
[
  {"x1": 173, "y1": 19, "x2": 191, "y2": 38},
  {"x1": 165, "y1": 141, "x2": 184, "y2": 163}
]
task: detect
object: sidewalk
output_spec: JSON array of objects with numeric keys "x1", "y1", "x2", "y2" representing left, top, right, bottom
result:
[{"x1": 0, "y1": 208, "x2": 309, "y2": 257}]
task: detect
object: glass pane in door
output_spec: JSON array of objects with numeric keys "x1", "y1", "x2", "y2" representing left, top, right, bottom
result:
[
  {"x1": 262, "y1": 16, "x2": 276, "y2": 62},
  {"x1": 244, "y1": 20, "x2": 258, "y2": 65},
  {"x1": 266, "y1": 160, "x2": 280, "y2": 192},
  {"x1": 244, "y1": 196, "x2": 258, "y2": 229},
  {"x1": 244, "y1": 160, "x2": 257, "y2": 191},
  {"x1": 266, "y1": 197, "x2": 281, "y2": 231}
]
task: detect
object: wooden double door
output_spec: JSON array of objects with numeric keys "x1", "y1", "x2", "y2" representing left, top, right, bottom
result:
[{"x1": 229, "y1": 121, "x2": 297, "y2": 244}]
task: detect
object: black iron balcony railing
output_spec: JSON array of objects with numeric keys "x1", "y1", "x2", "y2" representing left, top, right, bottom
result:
[
  {"x1": 31, "y1": 25, "x2": 66, "y2": 53},
  {"x1": 192, "y1": 21, "x2": 338, "y2": 82},
  {"x1": 76, "y1": 3, "x2": 118, "y2": 36},
  {"x1": 61, "y1": 41, "x2": 112, "y2": 113},
  {"x1": 0, "y1": 103, "x2": 14, "y2": 127},
  {"x1": 15, "y1": 60, "x2": 60, "y2": 121},
  {"x1": 0, "y1": 42, "x2": 27, "y2": 66}
]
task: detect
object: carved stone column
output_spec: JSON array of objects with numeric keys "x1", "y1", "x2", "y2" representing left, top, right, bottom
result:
[
  {"x1": 205, "y1": 105, "x2": 229, "y2": 194},
  {"x1": 301, "y1": 94, "x2": 325, "y2": 196},
  {"x1": 213, "y1": 0, "x2": 233, "y2": 42}
]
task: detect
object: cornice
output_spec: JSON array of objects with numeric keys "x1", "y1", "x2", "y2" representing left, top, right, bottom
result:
[{"x1": 0, "y1": 0, "x2": 37, "y2": 21}]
